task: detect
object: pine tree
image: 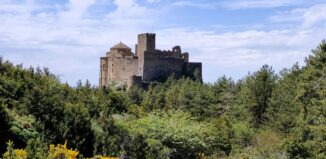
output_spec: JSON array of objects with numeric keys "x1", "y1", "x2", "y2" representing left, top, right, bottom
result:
[{"x1": 238, "y1": 65, "x2": 277, "y2": 127}]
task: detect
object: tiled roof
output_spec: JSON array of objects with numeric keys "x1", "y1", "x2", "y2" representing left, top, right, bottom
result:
[{"x1": 111, "y1": 42, "x2": 130, "y2": 49}]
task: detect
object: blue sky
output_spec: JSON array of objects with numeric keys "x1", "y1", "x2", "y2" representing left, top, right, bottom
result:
[{"x1": 0, "y1": 0, "x2": 326, "y2": 85}]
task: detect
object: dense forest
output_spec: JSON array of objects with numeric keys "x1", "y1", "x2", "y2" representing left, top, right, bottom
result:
[{"x1": 0, "y1": 41, "x2": 325, "y2": 159}]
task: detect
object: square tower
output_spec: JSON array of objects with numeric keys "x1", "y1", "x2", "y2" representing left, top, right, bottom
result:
[{"x1": 137, "y1": 33, "x2": 156, "y2": 78}]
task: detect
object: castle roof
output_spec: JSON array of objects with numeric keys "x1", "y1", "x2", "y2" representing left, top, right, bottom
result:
[{"x1": 111, "y1": 42, "x2": 131, "y2": 50}]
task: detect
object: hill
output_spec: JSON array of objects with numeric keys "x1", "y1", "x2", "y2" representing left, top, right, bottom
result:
[{"x1": 0, "y1": 40, "x2": 325, "y2": 159}]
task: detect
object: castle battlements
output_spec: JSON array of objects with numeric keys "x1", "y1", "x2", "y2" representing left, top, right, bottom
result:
[{"x1": 99, "y1": 33, "x2": 202, "y2": 88}]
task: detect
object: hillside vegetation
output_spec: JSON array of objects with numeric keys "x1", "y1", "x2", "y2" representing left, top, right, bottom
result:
[{"x1": 0, "y1": 41, "x2": 325, "y2": 159}]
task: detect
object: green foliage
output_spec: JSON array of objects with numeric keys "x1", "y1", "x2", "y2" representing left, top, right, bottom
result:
[
  {"x1": 2, "y1": 140, "x2": 28, "y2": 159},
  {"x1": 192, "y1": 68, "x2": 202, "y2": 82},
  {"x1": 1, "y1": 40, "x2": 326, "y2": 158},
  {"x1": 299, "y1": 40, "x2": 326, "y2": 125},
  {"x1": 92, "y1": 115, "x2": 122, "y2": 157},
  {"x1": 0, "y1": 99, "x2": 11, "y2": 153},
  {"x1": 231, "y1": 122, "x2": 254, "y2": 148},
  {"x1": 127, "y1": 86, "x2": 144, "y2": 106},
  {"x1": 63, "y1": 103, "x2": 94, "y2": 157},
  {"x1": 267, "y1": 64, "x2": 303, "y2": 134},
  {"x1": 286, "y1": 40, "x2": 326, "y2": 158},
  {"x1": 119, "y1": 134, "x2": 147, "y2": 159},
  {"x1": 116, "y1": 110, "x2": 219, "y2": 158},
  {"x1": 252, "y1": 129, "x2": 283, "y2": 157},
  {"x1": 237, "y1": 65, "x2": 277, "y2": 127},
  {"x1": 25, "y1": 138, "x2": 47, "y2": 159},
  {"x1": 144, "y1": 139, "x2": 170, "y2": 159}
]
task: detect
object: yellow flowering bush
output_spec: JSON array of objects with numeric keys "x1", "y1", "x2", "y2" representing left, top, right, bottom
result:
[
  {"x1": 2, "y1": 140, "x2": 119, "y2": 159},
  {"x1": 48, "y1": 141, "x2": 79, "y2": 159},
  {"x1": 2, "y1": 140, "x2": 28, "y2": 159},
  {"x1": 3, "y1": 149, "x2": 28, "y2": 159}
]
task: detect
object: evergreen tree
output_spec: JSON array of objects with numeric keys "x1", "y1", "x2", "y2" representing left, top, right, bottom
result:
[
  {"x1": 267, "y1": 64, "x2": 302, "y2": 134},
  {"x1": 287, "y1": 40, "x2": 326, "y2": 158},
  {"x1": 238, "y1": 65, "x2": 277, "y2": 127}
]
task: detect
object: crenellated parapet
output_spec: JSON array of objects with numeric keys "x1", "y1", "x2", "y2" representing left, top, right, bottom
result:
[{"x1": 99, "y1": 33, "x2": 202, "y2": 88}]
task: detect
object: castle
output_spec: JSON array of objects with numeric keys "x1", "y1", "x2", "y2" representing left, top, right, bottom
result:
[{"x1": 99, "y1": 33, "x2": 202, "y2": 88}]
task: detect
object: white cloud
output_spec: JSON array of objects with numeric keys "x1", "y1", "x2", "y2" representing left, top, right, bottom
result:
[
  {"x1": 108, "y1": 0, "x2": 147, "y2": 17},
  {"x1": 147, "y1": 0, "x2": 161, "y2": 3},
  {"x1": 171, "y1": 1, "x2": 217, "y2": 9},
  {"x1": 106, "y1": 0, "x2": 156, "y2": 27},
  {"x1": 0, "y1": 0, "x2": 154, "y2": 85},
  {"x1": 152, "y1": 25, "x2": 325, "y2": 81},
  {"x1": 171, "y1": 0, "x2": 304, "y2": 10},
  {"x1": 270, "y1": 8, "x2": 305, "y2": 23},
  {"x1": 60, "y1": 0, "x2": 96, "y2": 19},
  {"x1": 107, "y1": 0, "x2": 161, "y2": 31},
  {"x1": 270, "y1": 3, "x2": 326, "y2": 28},
  {"x1": 223, "y1": 0, "x2": 299, "y2": 9},
  {"x1": 0, "y1": 0, "x2": 39, "y2": 14},
  {"x1": 157, "y1": 28, "x2": 322, "y2": 63},
  {"x1": 302, "y1": 4, "x2": 326, "y2": 28},
  {"x1": 0, "y1": 0, "x2": 325, "y2": 84}
]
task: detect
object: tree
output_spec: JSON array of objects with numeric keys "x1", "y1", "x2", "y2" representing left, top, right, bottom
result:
[
  {"x1": 267, "y1": 64, "x2": 303, "y2": 134},
  {"x1": 238, "y1": 65, "x2": 277, "y2": 127},
  {"x1": 63, "y1": 103, "x2": 94, "y2": 157},
  {"x1": 116, "y1": 110, "x2": 220, "y2": 159},
  {"x1": 287, "y1": 40, "x2": 326, "y2": 158},
  {"x1": 0, "y1": 99, "x2": 11, "y2": 154},
  {"x1": 298, "y1": 40, "x2": 326, "y2": 125},
  {"x1": 26, "y1": 138, "x2": 47, "y2": 159}
]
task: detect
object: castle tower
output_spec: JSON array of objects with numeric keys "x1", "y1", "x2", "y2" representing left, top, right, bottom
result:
[
  {"x1": 100, "y1": 33, "x2": 202, "y2": 87},
  {"x1": 136, "y1": 33, "x2": 155, "y2": 78}
]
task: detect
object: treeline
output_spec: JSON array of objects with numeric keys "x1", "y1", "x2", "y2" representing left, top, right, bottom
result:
[{"x1": 0, "y1": 41, "x2": 325, "y2": 159}]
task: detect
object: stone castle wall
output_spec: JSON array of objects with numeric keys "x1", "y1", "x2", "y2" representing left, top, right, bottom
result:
[
  {"x1": 99, "y1": 57, "x2": 109, "y2": 86},
  {"x1": 186, "y1": 62, "x2": 202, "y2": 81},
  {"x1": 142, "y1": 51, "x2": 186, "y2": 82},
  {"x1": 99, "y1": 33, "x2": 202, "y2": 88},
  {"x1": 107, "y1": 56, "x2": 138, "y2": 83}
]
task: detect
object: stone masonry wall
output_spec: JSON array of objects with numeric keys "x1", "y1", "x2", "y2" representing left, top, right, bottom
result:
[
  {"x1": 142, "y1": 51, "x2": 185, "y2": 82},
  {"x1": 186, "y1": 62, "x2": 202, "y2": 81},
  {"x1": 100, "y1": 33, "x2": 202, "y2": 87},
  {"x1": 99, "y1": 57, "x2": 108, "y2": 87},
  {"x1": 107, "y1": 56, "x2": 138, "y2": 83}
]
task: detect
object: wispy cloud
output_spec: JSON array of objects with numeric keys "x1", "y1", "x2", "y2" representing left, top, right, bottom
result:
[
  {"x1": 0, "y1": 0, "x2": 325, "y2": 84},
  {"x1": 147, "y1": 0, "x2": 161, "y2": 3},
  {"x1": 171, "y1": 0, "x2": 308, "y2": 10},
  {"x1": 302, "y1": 4, "x2": 326, "y2": 28},
  {"x1": 270, "y1": 8, "x2": 305, "y2": 23},
  {"x1": 107, "y1": 0, "x2": 154, "y2": 26},
  {"x1": 59, "y1": 0, "x2": 96, "y2": 19},
  {"x1": 222, "y1": 0, "x2": 299, "y2": 9},
  {"x1": 158, "y1": 28, "x2": 323, "y2": 65},
  {"x1": 270, "y1": 3, "x2": 326, "y2": 28},
  {"x1": 0, "y1": 0, "x2": 154, "y2": 84},
  {"x1": 156, "y1": 27, "x2": 325, "y2": 80},
  {"x1": 171, "y1": 1, "x2": 218, "y2": 9}
]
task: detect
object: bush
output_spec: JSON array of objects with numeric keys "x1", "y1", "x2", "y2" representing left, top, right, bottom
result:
[
  {"x1": 2, "y1": 140, "x2": 28, "y2": 159},
  {"x1": 116, "y1": 110, "x2": 219, "y2": 159}
]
